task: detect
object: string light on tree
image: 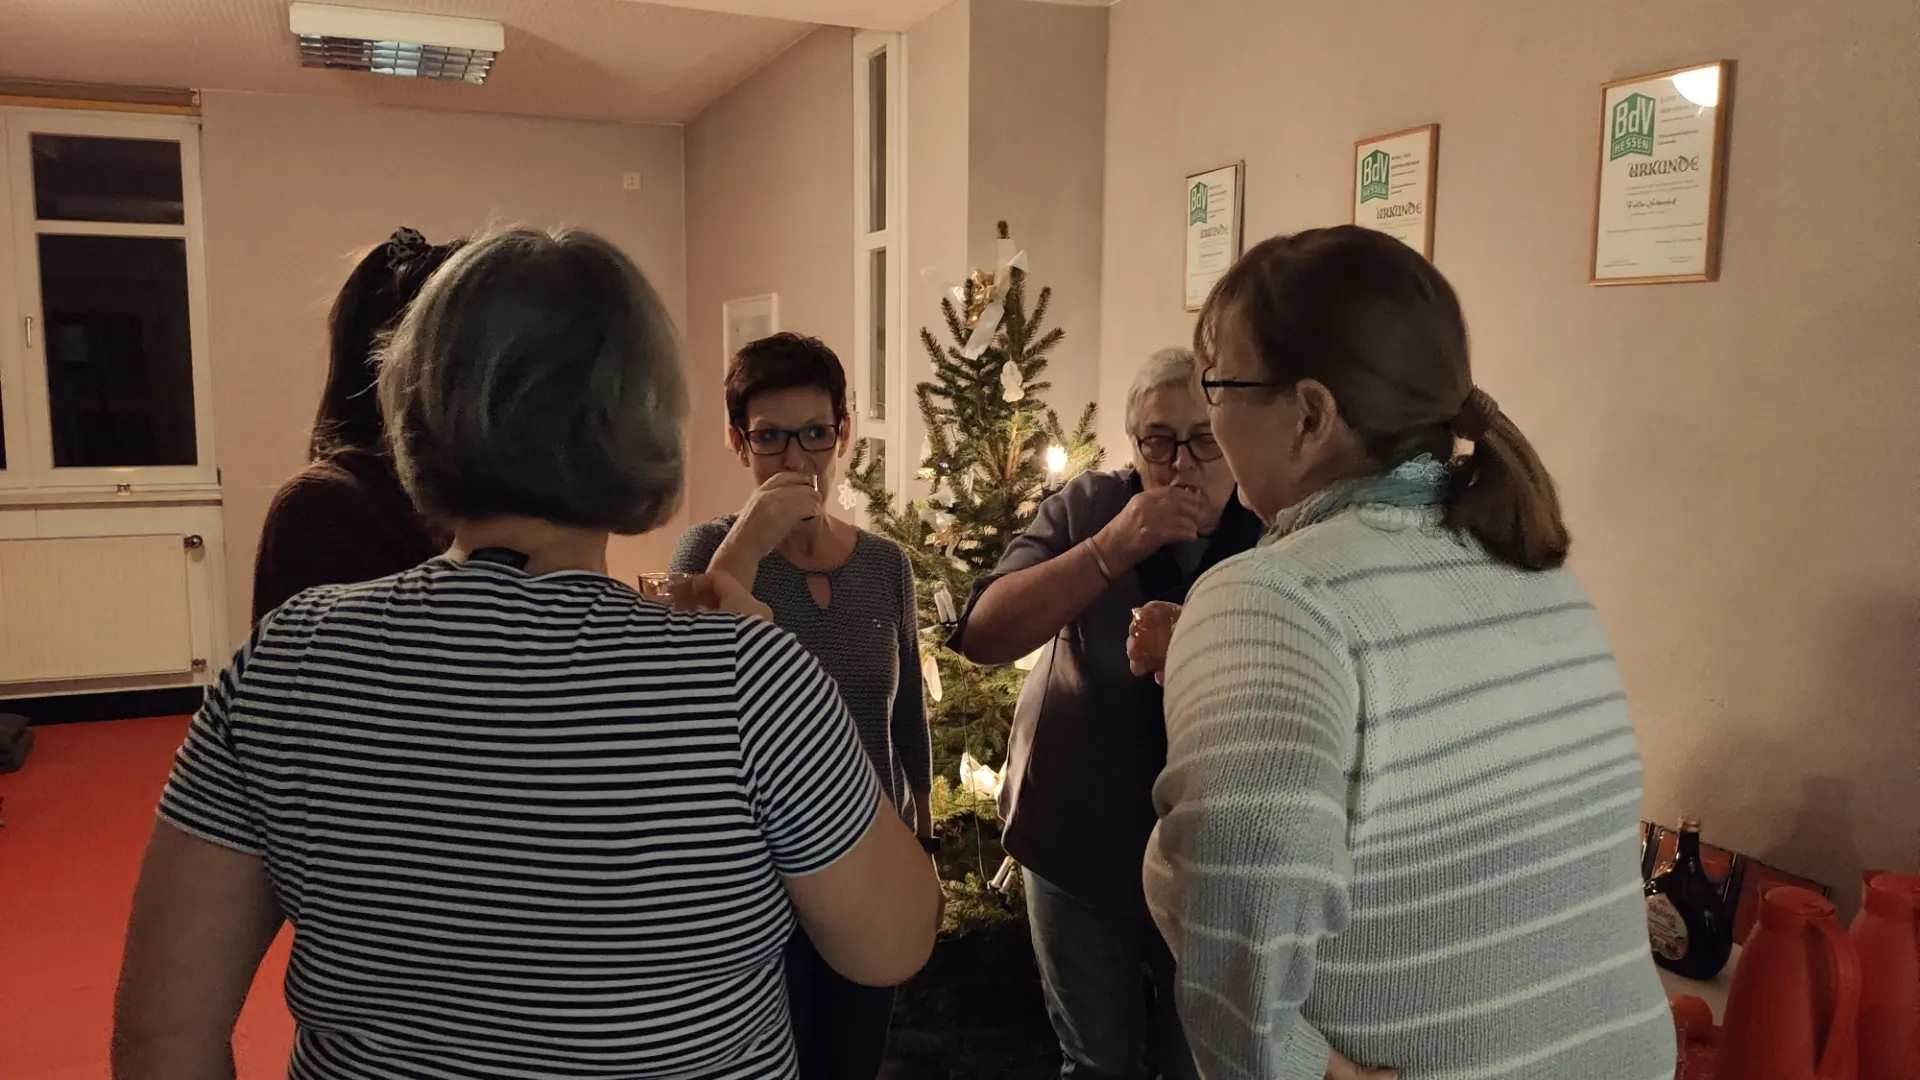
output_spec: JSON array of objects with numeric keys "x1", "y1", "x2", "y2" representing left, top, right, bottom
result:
[{"x1": 1045, "y1": 444, "x2": 1068, "y2": 489}]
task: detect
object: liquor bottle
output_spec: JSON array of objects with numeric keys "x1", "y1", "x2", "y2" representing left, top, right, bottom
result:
[{"x1": 1646, "y1": 817, "x2": 1736, "y2": 980}]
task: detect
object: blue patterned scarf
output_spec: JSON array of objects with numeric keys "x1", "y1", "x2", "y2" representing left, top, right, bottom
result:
[{"x1": 1262, "y1": 455, "x2": 1451, "y2": 545}]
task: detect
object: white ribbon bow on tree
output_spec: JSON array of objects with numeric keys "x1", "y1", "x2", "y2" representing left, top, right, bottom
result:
[{"x1": 939, "y1": 231, "x2": 1030, "y2": 361}]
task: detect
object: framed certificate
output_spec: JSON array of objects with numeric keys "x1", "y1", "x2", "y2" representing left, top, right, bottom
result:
[
  {"x1": 722, "y1": 293, "x2": 777, "y2": 363},
  {"x1": 1591, "y1": 61, "x2": 1733, "y2": 285},
  {"x1": 1352, "y1": 124, "x2": 1439, "y2": 259},
  {"x1": 1184, "y1": 163, "x2": 1244, "y2": 310}
]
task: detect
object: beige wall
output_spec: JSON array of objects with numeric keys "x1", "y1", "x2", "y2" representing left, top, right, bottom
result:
[
  {"x1": 903, "y1": 0, "x2": 973, "y2": 486},
  {"x1": 967, "y1": 0, "x2": 1107, "y2": 434},
  {"x1": 199, "y1": 90, "x2": 687, "y2": 640},
  {"x1": 683, "y1": 28, "x2": 857, "y2": 527},
  {"x1": 1100, "y1": 0, "x2": 1920, "y2": 909},
  {"x1": 898, "y1": 0, "x2": 1107, "y2": 491}
]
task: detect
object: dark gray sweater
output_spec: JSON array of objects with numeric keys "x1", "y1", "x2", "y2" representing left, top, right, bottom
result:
[{"x1": 672, "y1": 519, "x2": 930, "y2": 822}]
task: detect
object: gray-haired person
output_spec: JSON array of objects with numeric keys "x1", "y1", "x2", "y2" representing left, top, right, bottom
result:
[
  {"x1": 113, "y1": 226, "x2": 941, "y2": 1080},
  {"x1": 949, "y1": 348, "x2": 1265, "y2": 1080}
]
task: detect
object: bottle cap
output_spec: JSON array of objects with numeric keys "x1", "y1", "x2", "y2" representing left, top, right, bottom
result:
[{"x1": 1677, "y1": 816, "x2": 1702, "y2": 832}]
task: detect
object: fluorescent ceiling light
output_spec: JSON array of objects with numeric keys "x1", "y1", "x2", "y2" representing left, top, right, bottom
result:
[{"x1": 289, "y1": 3, "x2": 504, "y2": 84}]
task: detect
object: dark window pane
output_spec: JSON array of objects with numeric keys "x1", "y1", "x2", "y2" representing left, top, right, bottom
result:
[
  {"x1": 868, "y1": 50, "x2": 887, "y2": 232},
  {"x1": 869, "y1": 248, "x2": 886, "y2": 421},
  {"x1": 39, "y1": 235, "x2": 197, "y2": 468},
  {"x1": 32, "y1": 135, "x2": 185, "y2": 225}
]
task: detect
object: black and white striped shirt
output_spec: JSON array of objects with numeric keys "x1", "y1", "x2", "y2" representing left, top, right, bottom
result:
[{"x1": 158, "y1": 558, "x2": 882, "y2": 1080}]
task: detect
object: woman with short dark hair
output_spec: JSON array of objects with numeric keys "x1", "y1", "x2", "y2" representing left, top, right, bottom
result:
[
  {"x1": 113, "y1": 228, "x2": 942, "y2": 1080},
  {"x1": 671, "y1": 331, "x2": 930, "y2": 1080},
  {"x1": 1149, "y1": 226, "x2": 1672, "y2": 1078},
  {"x1": 251, "y1": 228, "x2": 462, "y2": 622}
]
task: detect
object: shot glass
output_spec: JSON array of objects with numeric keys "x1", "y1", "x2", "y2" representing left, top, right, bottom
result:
[
  {"x1": 638, "y1": 571, "x2": 687, "y2": 603},
  {"x1": 1128, "y1": 601, "x2": 1183, "y2": 682}
]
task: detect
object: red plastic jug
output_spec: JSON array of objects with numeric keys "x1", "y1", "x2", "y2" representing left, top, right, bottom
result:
[
  {"x1": 1852, "y1": 870, "x2": 1920, "y2": 1080},
  {"x1": 1720, "y1": 885, "x2": 1862, "y2": 1080}
]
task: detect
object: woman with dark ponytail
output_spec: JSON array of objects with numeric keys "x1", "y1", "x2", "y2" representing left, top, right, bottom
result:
[
  {"x1": 1145, "y1": 227, "x2": 1671, "y2": 1079},
  {"x1": 250, "y1": 228, "x2": 463, "y2": 620}
]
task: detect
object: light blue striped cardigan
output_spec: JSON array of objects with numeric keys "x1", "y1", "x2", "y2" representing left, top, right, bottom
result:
[{"x1": 1147, "y1": 459, "x2": 1676, "y2": 1080}]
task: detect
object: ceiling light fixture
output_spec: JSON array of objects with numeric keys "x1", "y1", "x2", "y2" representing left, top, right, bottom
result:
[{"x1": 289, "y1": 3, "x2": 504, "y2": 84}]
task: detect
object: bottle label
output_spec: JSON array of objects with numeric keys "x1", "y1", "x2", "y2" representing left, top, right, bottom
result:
[{"x1": 1648, "y1": 894, "x2": 1690, "y2": 960}]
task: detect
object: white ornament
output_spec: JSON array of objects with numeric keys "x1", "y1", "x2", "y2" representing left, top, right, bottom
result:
[
  {"x1": 999, "y1": 360, "x2": 1025, "y2": 403},
  {"x1": 933, "y1": 584, "x2": 957, "y2": 624},
  {"x1": 922, "y1": 649, "x2": 944, "y2": 702},
  {"x1": 836, "y1": 480, "x2": 860, "y2": 512},
  {"x1": 959, "y1": 752, "x2": 1005, "y2": 801},
  {"x1": 932, "y1": 510, "x2": 955, "y2": 532}
]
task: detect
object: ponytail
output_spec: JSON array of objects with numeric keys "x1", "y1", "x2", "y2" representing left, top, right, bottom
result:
[
  {"x1": 1444, "y1": 401, "x2": 1570, "y2": 571},
  {"x1": 1198, "y1": 225, "x2": 1574, "y2": 571}
]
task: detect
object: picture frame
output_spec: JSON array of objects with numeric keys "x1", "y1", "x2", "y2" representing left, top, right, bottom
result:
[
  {"x1": 1352, "y1": 124, "x2": 1439, "y2": 259},
  {"x1": 1590, "y1": 61, "x2": 1734, "y2": 285},
  {"x1": 720, "y1": 293, "x2": 777, "y2": 444},
  {"x1": 721, "y1": 293, "x2": 778, "y2": 368},
  {"x1": 1184, "y1": 162, "x2": 1244, "y2": 311}
]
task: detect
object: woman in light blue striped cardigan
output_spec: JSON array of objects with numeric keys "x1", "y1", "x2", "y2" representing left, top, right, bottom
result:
[{"x1": 1149, "y1": 226, "x2": 1675, "y2": 1080}]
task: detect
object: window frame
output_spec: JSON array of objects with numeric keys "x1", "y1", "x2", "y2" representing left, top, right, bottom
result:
[
  {"x1": 0, "y1": 108, "x2": 218, "y2": 496},
  {"x1": 852, "y1": 30, "x2": 906, "y2": 503}
]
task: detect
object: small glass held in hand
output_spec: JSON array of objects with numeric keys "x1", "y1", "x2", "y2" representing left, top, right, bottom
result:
[
  {"x1": 637, "y1": 572, "x2": 689, "y2": 604},
  {"x1": 1127, "y1": 601, "x2": 1183, "y2": 685}
]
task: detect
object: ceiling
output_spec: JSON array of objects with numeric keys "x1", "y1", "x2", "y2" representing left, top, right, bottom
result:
[
  {"x1": 631, "y1": 0, "x2": 1115, "y2": 32},
  {"x1": 0, "y1": 0, "x2": 821, "y2": 124}
]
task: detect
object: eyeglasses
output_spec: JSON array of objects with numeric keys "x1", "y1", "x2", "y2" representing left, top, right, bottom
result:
[
  {"x1": 1136, "y1": 433, "x2": 1223, "y2": 465},
  {"x1": 1200, "y1": 372, "x2": 1287, "y2": 406},
  {"x1": 741, "y1": 424, "x2": 839, "y2": 456}
]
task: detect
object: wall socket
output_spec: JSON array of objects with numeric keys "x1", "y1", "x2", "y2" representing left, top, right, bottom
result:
[{"x1": 621, "y1": 172, "x2": 641, "y2": 191}]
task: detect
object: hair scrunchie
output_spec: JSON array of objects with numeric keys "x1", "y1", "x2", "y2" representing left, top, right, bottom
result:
[
  {"x1": 1449, "y1": 386, "x2": 1500, "y2": 441},
  {"x1": 383, "y1": 226, "x2": 430, "y2": 273}
]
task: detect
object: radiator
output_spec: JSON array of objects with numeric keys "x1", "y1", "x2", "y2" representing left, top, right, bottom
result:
[{"x1": 0, "y1": 535, "x2": 195, "y2": 684}]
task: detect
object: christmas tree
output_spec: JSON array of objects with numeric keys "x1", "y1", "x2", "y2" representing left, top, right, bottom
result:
[{"x1": 847, "y1": 221, "x2": 1102, "y2": 821}]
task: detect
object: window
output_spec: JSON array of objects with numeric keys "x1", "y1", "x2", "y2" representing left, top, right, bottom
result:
[
  {"x1": 0, "y1": 110, "x2": 215, "y2": 494},
  {"x1": 853, "y1": 31, "x2": 904, "y2": 500}
]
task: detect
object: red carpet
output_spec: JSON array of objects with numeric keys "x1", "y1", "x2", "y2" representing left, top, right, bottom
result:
[{"x1": 0, "y1": 716, "x2": 293, "y2": 1079}]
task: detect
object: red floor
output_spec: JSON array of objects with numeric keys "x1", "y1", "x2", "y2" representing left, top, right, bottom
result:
[{"x1": 0, "y1": 716, "x2": 293, "y2": 1079}]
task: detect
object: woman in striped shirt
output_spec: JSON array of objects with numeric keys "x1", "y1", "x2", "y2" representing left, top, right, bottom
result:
[{"x1": 112, "y1": 226, "x2": 942, "y2": 1080}]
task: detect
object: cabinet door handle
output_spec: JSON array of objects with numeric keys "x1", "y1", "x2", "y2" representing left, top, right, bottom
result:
[
  {"x1": 183, "y1": 535, "x2": 204, "y2": 550},
  {"x1": 22, "y1": 316, "x2": 32, "y2": 349}
]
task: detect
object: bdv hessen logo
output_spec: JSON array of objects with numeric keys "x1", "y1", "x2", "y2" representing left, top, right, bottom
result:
[
  {"x1": 1189, "y1": 181, "x2": 1210, "y2": 226},
  {"x1": 1359, "y1": 149, "x2": 1391, "y2": 203},
  {"x1": 1610, "y1": 92, "x2": 1656, "y2": 161}
]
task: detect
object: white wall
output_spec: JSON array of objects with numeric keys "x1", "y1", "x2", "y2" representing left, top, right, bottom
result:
[
  {"x1": 1099, "y1": 0, "x2": 1920, "y2": 909},
  {"x1": 967, "y1": 0, "x2": 1108, "y2": 439},
  {"x1": 200, "y1": 91, "x2": 686, "y2": 637},
  {"x1": 683, "y1": 29, "x2": 856, "y2": 529}
]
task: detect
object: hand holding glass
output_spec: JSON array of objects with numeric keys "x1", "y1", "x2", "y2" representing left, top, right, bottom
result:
[{"x1": 1127, "y1": 601, "x2": 1182, "y2": 684}]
